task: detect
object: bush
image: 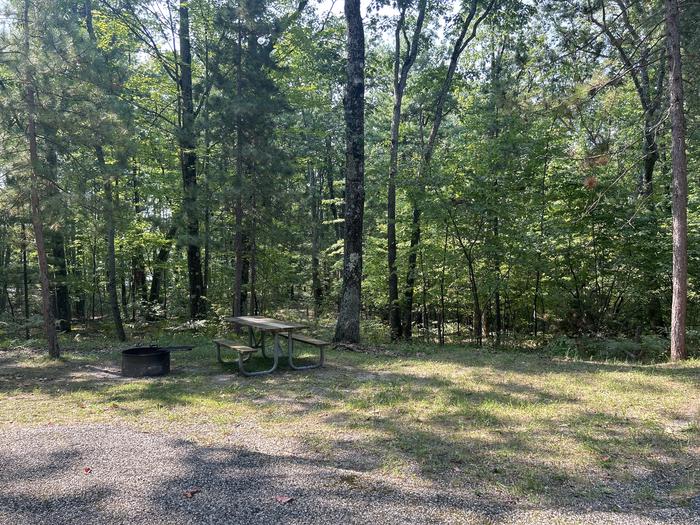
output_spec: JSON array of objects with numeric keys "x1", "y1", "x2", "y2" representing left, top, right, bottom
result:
[{"x1": 545, "y1": 334, "x2": 671, "y2": 363}]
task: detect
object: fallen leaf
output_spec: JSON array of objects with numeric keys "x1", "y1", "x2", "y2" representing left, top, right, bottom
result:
[
  {"x1": 183, "y1": 488, "x2": 201, "y2": 498},
  {"x1": 275, "y1": 495, "x2": 294, "y2": 504},
  {"x1": 83, "y1": 467, "x2": 92, "y2": 475}
]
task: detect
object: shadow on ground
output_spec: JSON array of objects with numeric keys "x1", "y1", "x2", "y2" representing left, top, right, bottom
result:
[{"x1": 0, "y1": 342, "x2": 698, "y2": 524}]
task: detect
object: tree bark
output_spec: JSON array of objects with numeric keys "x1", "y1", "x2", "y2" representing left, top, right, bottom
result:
[
  {"x1": 334, "y1": 0, "x2": 365, "y2": 343},
  {"x1": 310, "y1": 165, "x2": 322, "y2": 317},
  {"x1": 22, "y1": 223, "x2": 30, "y2": 339},
  {"x1": 402, "y1": 205, "x2": 421, "y2": 339},
  {"x1": 0, "y1": 240, "x2": 9, "y2": 315},
  {"x1": 45, "y1": 145, "x2": 71, "y2": 332},
  {"x1": 179, "y1": 0, "x2": 204, "y2": 319},
  {"x1": 23, "y1": 0, "x2": 59, "y2": 357},
  {"x1": 233, "y1": 13, "x2": 245, "y2": 321},
  {"x1": 666, "y1": 0, "x2": 687, "y2": 361}
]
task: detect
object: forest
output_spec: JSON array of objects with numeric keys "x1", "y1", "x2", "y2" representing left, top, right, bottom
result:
[{"x1": 0, "y1": 0, "x2": 698, "y2": 361}]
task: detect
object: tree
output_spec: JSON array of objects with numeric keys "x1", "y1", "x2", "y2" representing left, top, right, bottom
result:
[
  {"x1": 334, "y1": 0, "x2": 365, "y2": 343},
  {"x1": 402, "y1": 0, "x2": 497, "y2": 340},
  {"x1": 22, "y1": 0, "x2": 59, "y2": 357},
  {"x1": 666, "y1": 0, "x2": 687, "y2": 361},
  {"x1": 179, "y1": 0, "x2": 206, "y2": 319},
  {"x1": 387, "y1": 0, "x2": 427, "y2": 341}
]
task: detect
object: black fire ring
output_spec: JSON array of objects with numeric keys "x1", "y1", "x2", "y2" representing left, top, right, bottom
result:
[{"x1": 121, "y1": 345, "x2": 193, "y2": 377}]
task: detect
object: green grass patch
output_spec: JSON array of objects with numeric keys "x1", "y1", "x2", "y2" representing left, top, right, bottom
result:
[{"x1": 0, "y1": 333, "x2": 698, "y2": 510}]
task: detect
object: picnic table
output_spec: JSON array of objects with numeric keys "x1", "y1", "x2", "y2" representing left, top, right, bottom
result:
[{"x1": 215, "y1": 316, "x2": 327, "y2": 376}]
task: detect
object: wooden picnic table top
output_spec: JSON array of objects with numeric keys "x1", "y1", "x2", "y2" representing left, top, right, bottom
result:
[{"x1": 225, "y1": 316, "x2": 307, "y2": 333}]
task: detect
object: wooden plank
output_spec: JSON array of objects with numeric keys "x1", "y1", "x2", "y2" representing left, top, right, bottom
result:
[
  {"x1": 214, "y1": 339, "x2": 257, "y2": 353},
  {"x1": 280, "y1": 333, "x2": 329, "y2": 347},
  {"x1": 225, "y1": 316, "x2": 306, "y2": 332}
]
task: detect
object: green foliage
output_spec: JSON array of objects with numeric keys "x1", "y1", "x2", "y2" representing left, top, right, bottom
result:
[{"x1": 0, "y1": 0, "x2": 697, "y2": 361}]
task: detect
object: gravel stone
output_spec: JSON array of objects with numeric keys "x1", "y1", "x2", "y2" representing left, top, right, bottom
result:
[{"x1": 0, "y1": 425, "x2": 696, "y2": 525}]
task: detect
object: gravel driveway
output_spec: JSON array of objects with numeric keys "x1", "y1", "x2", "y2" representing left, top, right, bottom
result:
[{"x1": 0, "y1": 424, "x2": 696, "y2": 525}]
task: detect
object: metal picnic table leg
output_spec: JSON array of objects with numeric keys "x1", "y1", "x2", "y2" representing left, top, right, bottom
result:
[
  {"x1": 215, "y1": 342, "x2": 225, "y2": 364},
  {"x1": 287, "y1": 331, "x2": 325, "y2": 371},
  {"x1": 237, "y1": 343, "x2": 278, "y2": 376}
]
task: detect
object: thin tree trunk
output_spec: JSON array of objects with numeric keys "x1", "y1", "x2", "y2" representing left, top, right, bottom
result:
[
  {"x1": 233, "y1": 15, "x2": 244, "y2": 322},
  {"x1": 401, "y1": 0, "x2": 495, "y2": 340},
  {"x1": 22, "y1": 223, "x2": 30, "y2": 339},
  {"x1": 334, "y1": 0, "x2": 365, "y2": 343},
  {"x1": 666, "y1": 0, "x2": 687, "y2": 361},
  {"x1": 449, "y1": 212, "x2": 483, "y2": 346},
  {"x1": 249, "y1": 201, "x2": 258, "y2": 315},
  {"x1": 45, "y1": 146, "x2": 71, "y2": 332},
  {"x1": 493, "y1": 216, "x2": 501, "y2": 346},
  {"x1": 310, "y1": 165, "x2": 322, "y2": 317},
  {"x1": 402, "y1": 205, "x2": 420, "y2": 339},
  {"x1": 23, "y1": 0, "x2": 59, "y2": 357},
  {"x1": 202, "y1": 41, "x2": 211, "y2": 301},
  {"x1": 0, "y1": 243, "x2": 8, "y2": 314},
  {"x1": 387, "y1": 0, "x2": 426, "y2": 341},
  {"x1": 97, "y1": 147, "x2": 126, "y2": 342},
  {"x1": 439, "y1": 223, "x2": 448, "y2": 346},
  {"x1": 148, "y1": 225, "x2": 177, "y2": 314}
]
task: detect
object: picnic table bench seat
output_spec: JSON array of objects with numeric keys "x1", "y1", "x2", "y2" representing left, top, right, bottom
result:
[
  {"x1": 214, "y1": 338, "x2": 275, "y2": 377},
  {"x1": 279, "y1": 332, "x2": 327, "y2": 369},
  {"x1": 213, "y1": 338, "x2": 257, "y2": 355},
  {"x1": 279, "y1": 332, "x2": 329, "y2": 347}
]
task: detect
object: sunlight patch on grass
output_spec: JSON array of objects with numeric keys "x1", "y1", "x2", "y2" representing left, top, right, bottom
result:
[{"x1": 1, "y1": 338, "x2": 698, "y2": 508}]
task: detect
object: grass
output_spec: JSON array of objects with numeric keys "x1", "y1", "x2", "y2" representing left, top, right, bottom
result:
[{"x1": 0, "y1": 331, "x2": 698, "y2": 512}]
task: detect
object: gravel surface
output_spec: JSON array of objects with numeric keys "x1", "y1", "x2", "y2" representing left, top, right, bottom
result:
[{"x1": 0, "y1": 424, "x2": 696, "y2": 525}]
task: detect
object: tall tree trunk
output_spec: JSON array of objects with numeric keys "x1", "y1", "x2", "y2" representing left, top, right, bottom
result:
[
  {"x1": 179, "y1": 0, "x2": 204, "y2": 319},
  {"x1": 233, "y1": 15, "x2": 245, "y2": 321},
  {"x1": 45, "y1": 146, "x2": 71, "y2": 332},
  {"x1": 0, "y1": 242, "x2": 9, "y2": 314},
  {"x1": 97, "y1": 147, "x2": 126, "y2": 341},
  {"x1": 310, "y1": 165, "x2": 322, "y2": 317},
  {"x1": 666, "y1": 0, "x2": 687, "y2": 361},
  {"x1": 22, "y1": 223, "x2": 30, "y2": 339},
  {"x1": 387, "y1": 0, "x2": 426, "y2": 341},
  {"x1": 249, "y1": 202, "x2": 258, "y2": 315},
  {"x1": 493, "y1": 216, "x2": 501, "y2": 346},
  {"x1": 131, "y1": 164, "x2": 146, "y2": 319},
  {"x1": 334, "y1": 0, "x2": 365, "y2": 343},
  {"x1": 402, "y1": 206, "x2": 421, "y2": 339},
  {"x1": 23, "y1": 0, "x2": 59, "y2": 357},
  {"x1": 438, "y1": 223, "x2": 448, "y2": 345}
]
